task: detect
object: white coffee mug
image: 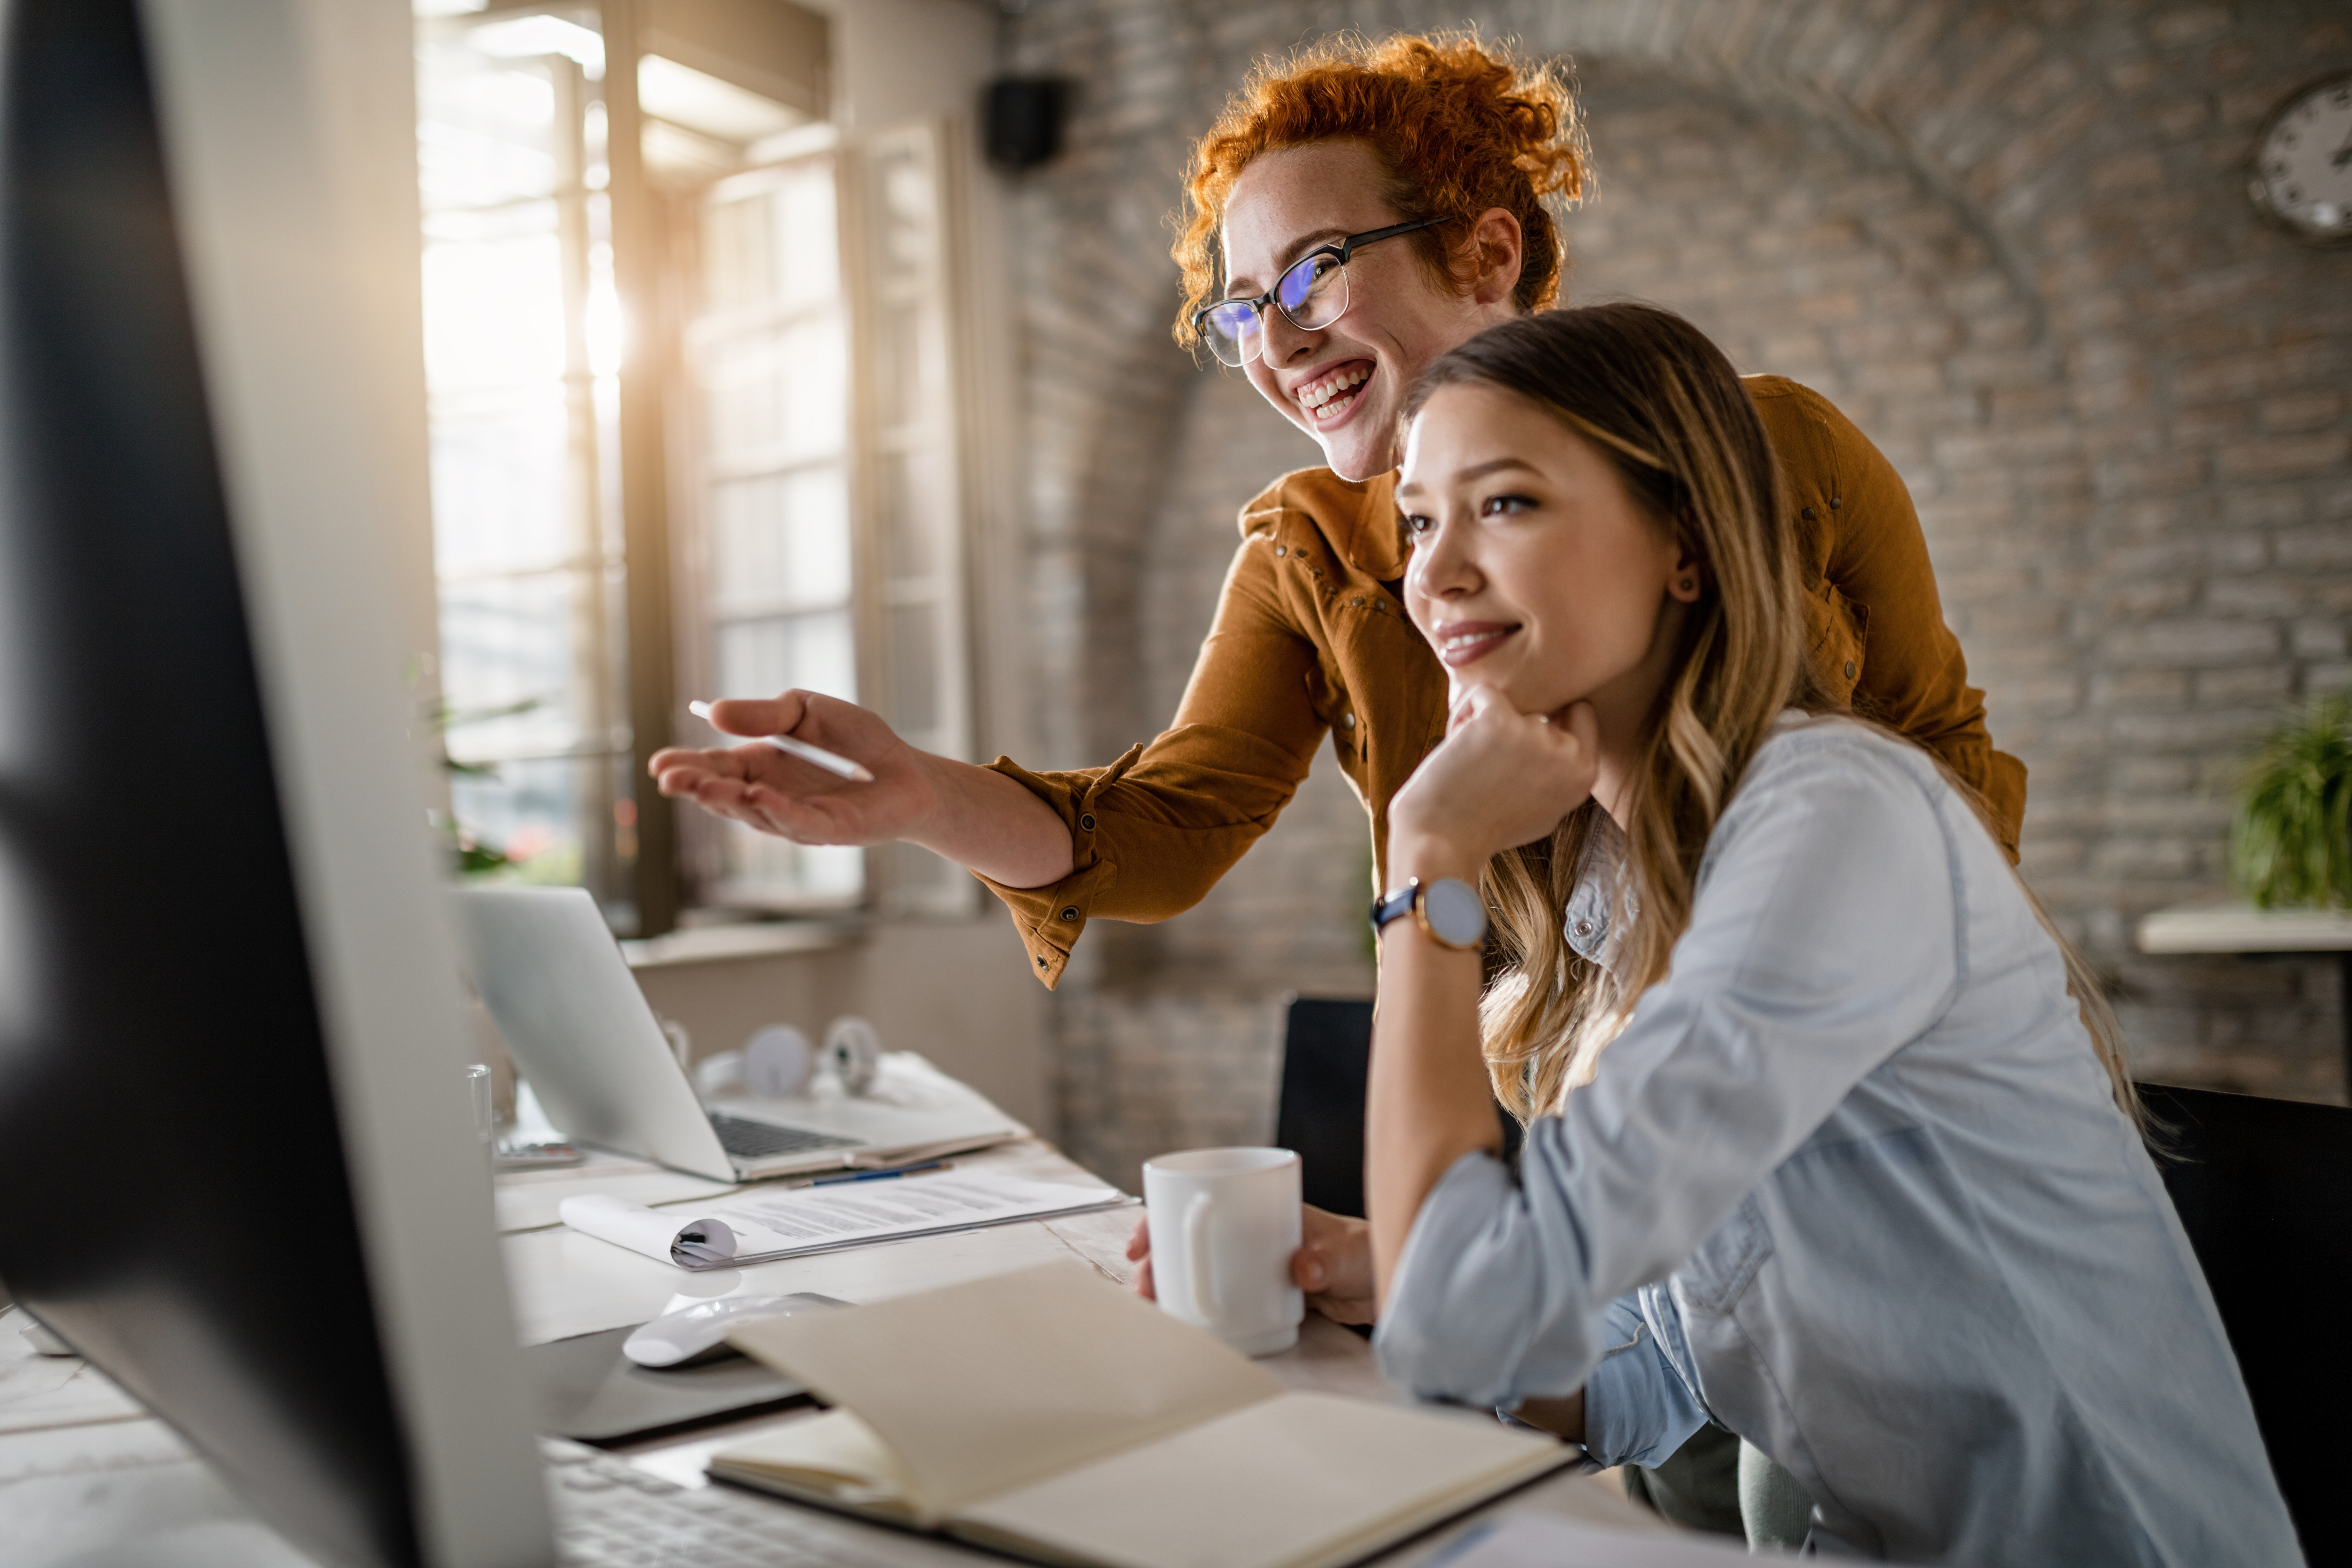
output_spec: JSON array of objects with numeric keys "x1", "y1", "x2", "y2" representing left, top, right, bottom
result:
[{"x1": 1142, "y1": 1147, "x2": 1303, "y2": 1356}]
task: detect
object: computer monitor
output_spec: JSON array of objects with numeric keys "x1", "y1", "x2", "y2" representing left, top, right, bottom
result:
[{"x1": 0, "y1": 2, "x2": 548, "y2": 1564}]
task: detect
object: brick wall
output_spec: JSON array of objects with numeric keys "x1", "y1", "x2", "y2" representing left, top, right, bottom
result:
[{"x1": 995, "y1": 0, "x2": 2352, "y2": 1185}]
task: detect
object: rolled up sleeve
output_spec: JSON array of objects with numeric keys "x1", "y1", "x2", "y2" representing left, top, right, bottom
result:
[
  {"x1": 1578, "y1": 1294, "x2": 1712, "y2": 1469},
  {"x1": 974, "y1": 531, "x2": 1328, "y2": 988}
]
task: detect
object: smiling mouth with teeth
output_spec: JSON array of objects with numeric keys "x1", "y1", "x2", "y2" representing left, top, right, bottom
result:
[
  {"x1": 1434, "y1": 622, "x2": 1519, "y2": 667},
  {"x1": 1298, "y1": 363, "x2": 1371, "y2": 423}
]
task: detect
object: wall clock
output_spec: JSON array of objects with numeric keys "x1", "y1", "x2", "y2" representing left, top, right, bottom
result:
[{"x1": 2248, "y1": 70, "x2": 2352, "y2": 248}]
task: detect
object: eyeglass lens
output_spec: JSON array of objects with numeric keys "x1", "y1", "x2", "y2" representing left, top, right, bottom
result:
[{"x1": 1202, "y1": 247, "x2": 1353, "y2": 367}]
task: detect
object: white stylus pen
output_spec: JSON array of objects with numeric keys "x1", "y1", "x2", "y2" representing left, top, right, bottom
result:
[{"x1": 687, "y1": 701, "x2": 876, "y2": 783}]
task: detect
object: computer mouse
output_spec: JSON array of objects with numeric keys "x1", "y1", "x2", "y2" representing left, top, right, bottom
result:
[{"x1": 620, "y1": 1292, "x2": 846, "y2": 1368}]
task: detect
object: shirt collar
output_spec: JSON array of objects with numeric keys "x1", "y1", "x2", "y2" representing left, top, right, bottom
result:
[
  {"x1": 1344, "y1": 469, "x2": 1407, "y2": 579},
  {"x1": 1564, "y1": 816, "x2": 1630, "y2": 973}
]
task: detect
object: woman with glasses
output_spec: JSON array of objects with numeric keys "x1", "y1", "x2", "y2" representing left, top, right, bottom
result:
[{"x1": 654, "y1": 31, "x2": 2020, "y2": 968}]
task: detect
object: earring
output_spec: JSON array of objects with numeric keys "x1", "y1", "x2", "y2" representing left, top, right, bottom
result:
[{"x1": 1677, "y1": 576, "x2": 1696, "y2": 594}]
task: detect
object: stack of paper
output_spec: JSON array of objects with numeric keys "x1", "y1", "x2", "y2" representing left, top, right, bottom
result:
[{"x1": 559, "y1": 1169, "x2": 1129, "y2": 1270}]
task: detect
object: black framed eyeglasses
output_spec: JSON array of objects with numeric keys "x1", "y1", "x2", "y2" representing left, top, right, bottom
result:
[{"x1": 1191, "y1": 217, "x2": 1443, "y2": 368}]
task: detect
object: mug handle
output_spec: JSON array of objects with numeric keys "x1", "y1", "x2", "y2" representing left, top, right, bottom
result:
[{"x1": 1182, "y1": 1191, "x2": 1219, "y2": 1321}]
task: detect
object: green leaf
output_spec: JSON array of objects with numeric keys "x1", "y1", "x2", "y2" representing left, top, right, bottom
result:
[{"x1": 2230, "y1": 693, "x2": 2352, "y2": 909}]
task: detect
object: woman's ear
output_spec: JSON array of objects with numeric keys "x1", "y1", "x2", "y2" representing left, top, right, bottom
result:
[
  {"x1": 1668, "y1": 539, "x2": 1704, "y2": 603},
  {"x1": 1468, "y1": 207, "x2": 1524, "y2": 307}
]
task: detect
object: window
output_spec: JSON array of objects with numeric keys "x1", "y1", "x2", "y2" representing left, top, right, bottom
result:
[
  {"x1": 675, "y1": 122, "x2": 975, "y2": 914},
  {"x1": 411, "y1": 0, "x2": 974, "y2": 934},
  {"x1": 852, "y1": 124, "x2": 978, "y2": 918},
  {"x1": 685, "y1": 143, "x2": 862, "y2": 906},
  {"x1": 416, "y1": 9, "x2": 633, "y2": 918}
]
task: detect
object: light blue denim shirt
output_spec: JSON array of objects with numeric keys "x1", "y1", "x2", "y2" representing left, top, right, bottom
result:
[{"x1": 1376, "y1": 717, "x2": 2301, "y2": 1565}]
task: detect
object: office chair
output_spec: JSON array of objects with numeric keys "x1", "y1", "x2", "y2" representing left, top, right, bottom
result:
[
  {"x1": 1275, "y1": 997, "x2": 1377, "y2": 1217},
  {"x1": 2138, "y1": 1083, "x2": 2351, "y2": 1564},
  {"x1": 1274, "y1": 996, "x2": 1524, "y2": 1220}
]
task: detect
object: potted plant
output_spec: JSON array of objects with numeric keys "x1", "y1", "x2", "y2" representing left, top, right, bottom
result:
[{"x1": 2230, "y1": 692, "x2": 2352, "y2": 909}]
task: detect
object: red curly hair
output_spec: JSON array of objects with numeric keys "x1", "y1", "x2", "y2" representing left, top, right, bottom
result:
[{"x1": 1172, "y1": 32, "x2": 1588, "y2": 349}]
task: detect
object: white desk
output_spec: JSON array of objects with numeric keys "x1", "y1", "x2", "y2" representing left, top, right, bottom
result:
[{"x1": 2, "y1": 1136, "x2": 1686, "y2": 1567}]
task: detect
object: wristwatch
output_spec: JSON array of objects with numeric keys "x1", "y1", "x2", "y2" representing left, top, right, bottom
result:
[{"x1": 1370, "y1": 876, "x2": 1489, "y2": 951}]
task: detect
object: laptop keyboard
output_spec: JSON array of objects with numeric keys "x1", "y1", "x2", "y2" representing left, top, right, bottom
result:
[
  {"x1": 545, "y1": 1439, "x2": 917, "y2": 1566},
  {"x1": 708, "y1": 1112, "x2": 861, "y2": 1160}
]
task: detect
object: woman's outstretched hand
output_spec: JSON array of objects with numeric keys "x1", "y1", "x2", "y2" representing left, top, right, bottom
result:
[
  {"x1": 1386, "y1": 687, "x2": 1602, "y2": 871},
  {"x1": 1124, "y1": 1204, "x2": 1377, "y2": 1326},
  {"x1": 648, "y1": 691, "x2": 1077, "y2": 889},
  {"x1": 649, "y1": 692, "x2": 933, "y2": 848}
]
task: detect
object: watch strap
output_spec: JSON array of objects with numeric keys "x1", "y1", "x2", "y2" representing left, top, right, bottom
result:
[{"x1": 1370, "y1": 882, "x2": 1420, "y2": 937}]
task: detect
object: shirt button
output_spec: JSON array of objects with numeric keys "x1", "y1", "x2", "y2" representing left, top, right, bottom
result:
[
  {"x1": 1801, "y1": 506, "x2": 1818, "y2": 520},
  {"x1": 1060, "y1": 907, "x2": 1080, "y2": 922},
  {"x1": 1079, "y1": 813, "x2": 1096, "y2": 831},
  {"x1": 1844, "y1": 660, "x2": 1856, "y2": 679},
  {"x1": 1340, "y1": 713, "x2": 1356, "y2": 729},
  {"x1": 1036, "y1": 955, "x2": 1047, "y2": 967},
  {"x1": 1830, "y1": 496, "x2": 1842, "y2": 509},
  {"x1": 1351, "y1": 597, "x2": 1365, "y2": 608},
  {"x1": 1573, "y1": 919, "x2": 1594, "y2": 938},
  {"x1": 1274, "y1": 545, "x2": 1287, "y2": 556}
]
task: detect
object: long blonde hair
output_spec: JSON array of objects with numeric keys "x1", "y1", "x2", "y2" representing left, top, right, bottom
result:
[{"x1": 1402, "y1": 304, "x2": 2144, "y2": 1130}]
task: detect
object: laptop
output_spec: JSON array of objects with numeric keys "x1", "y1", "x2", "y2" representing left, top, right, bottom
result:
[{"x1": 450, "y1": 885, "x2": 1023, "y2": 1182}]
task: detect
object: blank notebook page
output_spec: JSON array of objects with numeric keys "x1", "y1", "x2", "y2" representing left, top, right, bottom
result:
[{"x1": 950, "y1": 1391, "x2": 1566, "y2": 1568}]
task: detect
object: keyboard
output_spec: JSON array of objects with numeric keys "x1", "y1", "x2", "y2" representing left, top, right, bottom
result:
[
  {"x1": 709, "y1": 1112, "x2": 861, "y2": 1160},
  {"x1": 545, "y1": 1438, "x2": 923, "y2": 1566}
]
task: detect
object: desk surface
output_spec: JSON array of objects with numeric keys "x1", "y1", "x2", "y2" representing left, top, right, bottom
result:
[
  {"x1": 2136, "y1": 901, "x2": 2352, "y2": 953},
  {"x1": 2, "y1": 1135, "x2": 1685, "y2": 1567}
]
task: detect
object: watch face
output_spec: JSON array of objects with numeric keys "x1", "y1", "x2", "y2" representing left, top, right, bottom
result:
[
  {"x1": 2249, "y1": 72, "x2": 2352, "y2": 247},
  {"x1": 1421, "y1": 878, "x2": 1488, "y2": 948}
]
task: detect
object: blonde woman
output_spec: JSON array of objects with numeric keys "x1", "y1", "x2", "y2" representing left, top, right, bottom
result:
[{"x1": 1367, "y1": 302, "x2": 2297, "y2": 1564}]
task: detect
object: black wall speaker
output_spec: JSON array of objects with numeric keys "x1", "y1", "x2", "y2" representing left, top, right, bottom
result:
[{"x1": 984, "y1": 76, "x2": 1068, "y2": 172}]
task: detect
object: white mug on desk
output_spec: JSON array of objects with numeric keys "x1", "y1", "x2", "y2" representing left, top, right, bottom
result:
[{"x1": 1142, "y1": 1147, "x2": 1303, "y2": 1356}]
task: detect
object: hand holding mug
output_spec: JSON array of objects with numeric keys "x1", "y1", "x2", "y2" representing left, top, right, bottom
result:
[{"x1": 1126, "y1": 1202, "x2": 1376, "y2": 1328}]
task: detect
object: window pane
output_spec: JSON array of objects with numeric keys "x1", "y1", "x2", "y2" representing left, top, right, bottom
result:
[
  {"x1": 703, "y1": 316, "x2": 846, "y2": 462},
  {"x1": 705, "y1": 162, "x2": 838, "y2": 317},
  {"x1": 423, "y1": 222, "x2": 567, "y2": 390},
  {"x1": 418, "y1": 10, "x2": 630, "y2": 923},
  {"x1": 719, "y1": 829, "x2": 861, "y2": 904},
  {"x1": 449, "y1": 752, "x2": 637, "y2": 917},
  {"x1": 887, "y1": 604, "x2": 938, "y2": 736},
  {"x1": 690, "y1": 146, "x2": 860, "y2": 909},
  {"x1": 768, "y1": 164, "x2": 842, "y2": 311},
  {"x1": 877, "y1": 447, "x2": 943, "y2": 579},
  {"x1": 438, "y1": 570, "x2": 592, "y2": 756},
  {"x1": 416, "y1": 46, "x2": 560, "y2": 210},
  {"x1": 429, "y1": 384, "x2": 572, "y2": 574},
  {"x1": 711, "y1": 465, "x2": 850, "y2": 611},
  {"x1": 874, "y1": 148, "x2": 934, "y2": 279},
  {"x1": 716, "y1": 610, "x2": 855, "y2": 705}
]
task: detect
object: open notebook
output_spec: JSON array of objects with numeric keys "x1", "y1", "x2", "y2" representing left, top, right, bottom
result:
[{"x1": 713, "y1": 1261, "x2": 1571, "y2": 1568}]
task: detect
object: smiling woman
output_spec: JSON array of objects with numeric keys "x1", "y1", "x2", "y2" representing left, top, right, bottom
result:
[
  {"x1": 1364, "y1": 303, "x2": 2295, "y2": 1566},
  {"x1": 1172, "y1": 35, "x2": 1580, "y2": 481}
]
